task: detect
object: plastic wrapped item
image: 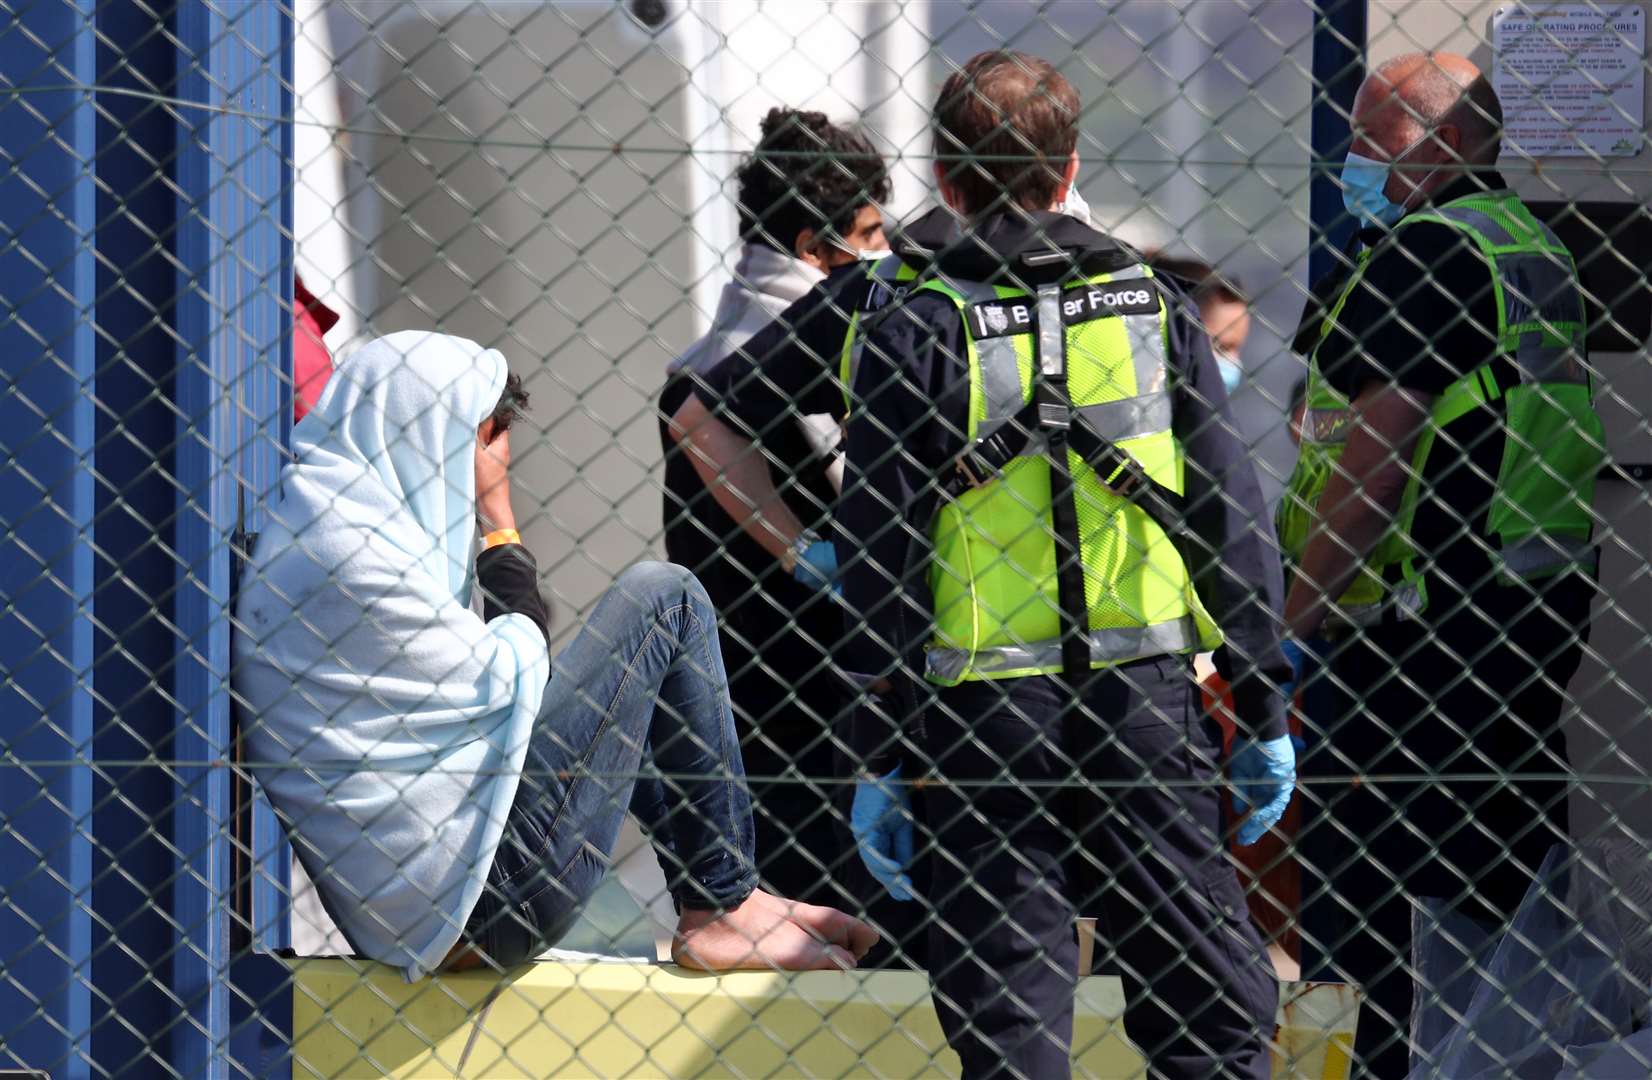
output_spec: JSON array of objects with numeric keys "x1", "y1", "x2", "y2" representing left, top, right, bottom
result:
[
  {"x1": 1409, "y1": 842, "x2": 1652, "y2": 1078},
  {"x1": 1561, "y1": 1028, "x2": 1652, "y2": 1078},
  {"x1": 1409, "y1": 898, "x2": 1503, "y2": 1070}
]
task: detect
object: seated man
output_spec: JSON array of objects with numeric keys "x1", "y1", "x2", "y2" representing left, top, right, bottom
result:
[{"x1": 234, "y1": 331, "x2": 875, "y2": 977}]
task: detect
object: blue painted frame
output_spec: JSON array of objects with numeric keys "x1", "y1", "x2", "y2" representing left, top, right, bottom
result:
[
  {"x1": 173, "y1": 2, "x2": 293, "y2": 1076},
  {"x1": 1, "y1": 2, "x2": 293, "y2": 1076},
  {"x1": 89, "y1": 3, "x2": 202, "y2": 1071},
  {"x1": 1308, "y1": 0, "x2": 1368, "y2": 285},
  {"x1": 247, "y1": 6, "x2": 297, "y2": 959},
  {"x1": 0, "y1": 4, "x2": 98, "y2": 1078}
]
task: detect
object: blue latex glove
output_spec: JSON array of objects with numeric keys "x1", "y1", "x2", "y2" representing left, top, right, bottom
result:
[
  {"x1": 1229, "y1": 734, "x2": 1297, "y2": 847},
  {"x1": 792, "y1": 538, "x2": 840, "y2": 596},
  {"x1": 850, "y1": 764, "x2": 915, "y2": 901}
]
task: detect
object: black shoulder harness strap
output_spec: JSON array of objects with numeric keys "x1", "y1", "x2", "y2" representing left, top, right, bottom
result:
[
  {"x1": 949, "y1": 284, "x2": 1193, "y2": 685},
  {"x1": 951, "y1": 395, "x2": 1190, "y2": 545},
  {"x1": 1030, "y1": 284, "x2": 1092, "y2": 686}
]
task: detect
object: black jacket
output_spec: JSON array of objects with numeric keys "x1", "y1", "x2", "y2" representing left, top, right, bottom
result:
[{"x1": 839, "y1": 207, "x2": 1291, "y2": 771}]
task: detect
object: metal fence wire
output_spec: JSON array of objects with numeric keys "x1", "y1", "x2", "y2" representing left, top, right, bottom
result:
[{"x1": 2, "y1": 0, "x2": 1651, "y2": 1077}]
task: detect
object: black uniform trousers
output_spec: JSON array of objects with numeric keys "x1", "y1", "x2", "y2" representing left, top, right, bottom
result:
[
  {"x1": 1298, "y1": 578, "x2": 1590, "y2": 1079},
  {"x1": 923, "y1": 656, "x2": 1278, "y2": 1080}
]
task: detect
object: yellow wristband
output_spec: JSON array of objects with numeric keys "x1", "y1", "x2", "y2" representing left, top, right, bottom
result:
[{"x1": 482, "y1": 528, "x2": 521, "y2": 550}]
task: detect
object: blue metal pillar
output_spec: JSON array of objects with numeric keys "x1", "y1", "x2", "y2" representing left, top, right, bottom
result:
[
  {"x1": 89, "y1": 5, "x2": 195, "y2": 1074},
  {"x1": 241, "y1": 1, "x2": 296, "y2": 962},
  {"x1": 173, "y1": 1, "x2": 292, "y2": 1076},
  {"x1": 0, "y1": 3, "x2": 98, "y2": 1077},
  {"x1": 2, "y1": 1, "x2": 292, "y2": 1076},
  {"x1": 1308, "y1": 0, "x2": 1368, "y2": 285}
]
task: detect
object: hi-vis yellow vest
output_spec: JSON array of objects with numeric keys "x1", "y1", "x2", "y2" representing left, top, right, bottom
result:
[
  {"x1": 1277, "y1": 191, "x2": 1603, "y2": 627},
  {"x1": 844, "y1": 256, "x2": 1221, "y2": 685}
]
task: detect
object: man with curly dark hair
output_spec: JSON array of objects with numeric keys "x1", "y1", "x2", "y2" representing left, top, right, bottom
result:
[
  {"x1": 732, "y1": 106, "x2": 891, "y2": 274},
  {"x1": 488, "y1": 370, "x2": 530, "y2": 437},
  {"x1": 658, "y1": 107, "x2": 889, "y2": 920}
]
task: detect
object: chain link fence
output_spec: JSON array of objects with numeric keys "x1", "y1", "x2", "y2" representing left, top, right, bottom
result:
[{"x1": 3, "y1": 0, "x2": 1651, "y2": 1077}]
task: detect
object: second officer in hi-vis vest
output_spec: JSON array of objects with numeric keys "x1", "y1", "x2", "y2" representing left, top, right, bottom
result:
[
  {"x1": 1282, "y1": 53, "x2": 1604, "y2": 1078},
  {"x1": 838, "y1": 50, "x2": 1292, "y2": 1080}
]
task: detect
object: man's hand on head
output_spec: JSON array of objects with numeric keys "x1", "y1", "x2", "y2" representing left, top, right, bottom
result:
[{"x1": 476, "y1": 423, "x2": 515, "y2": 532}]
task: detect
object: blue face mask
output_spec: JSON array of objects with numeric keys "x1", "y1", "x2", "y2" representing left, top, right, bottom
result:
[
  {"x1": 1341, "y1": 151, "x2": 1406, "y2": 229},
  {"x1": 1214, "y1": 350, "x2": 1244, "y2": 393}
]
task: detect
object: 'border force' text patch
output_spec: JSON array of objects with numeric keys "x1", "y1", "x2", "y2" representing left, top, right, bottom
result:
[{"x1": 967, "y1": 280, "x2": 1160, "y2": 340}]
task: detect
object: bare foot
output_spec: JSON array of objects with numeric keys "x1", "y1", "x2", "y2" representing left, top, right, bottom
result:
[
  {"x1": 751, "y1": 889, "x2": 879, "y2": 961},
  {"x1": 672, "y1": 893, "x2": 857, "y2": 972}
]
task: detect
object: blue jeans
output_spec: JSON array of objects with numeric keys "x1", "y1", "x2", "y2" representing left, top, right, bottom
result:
[{"x1": 465, "y1": 562, "x2": 758, "y2": 965}]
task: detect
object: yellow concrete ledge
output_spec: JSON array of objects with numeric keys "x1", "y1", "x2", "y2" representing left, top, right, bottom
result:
[{"x1": 290, "y1": 958, "x2": 1357, "y2": 1079}]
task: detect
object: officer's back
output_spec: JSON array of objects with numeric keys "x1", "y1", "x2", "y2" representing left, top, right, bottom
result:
[{"x1": 837, "y1": 48, "x2": 1290, "y2": 1080}]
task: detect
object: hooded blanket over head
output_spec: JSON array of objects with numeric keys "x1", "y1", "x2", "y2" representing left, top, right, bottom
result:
[{"x1": 234, "y1": 331, "x2": 550, "y2": 979}]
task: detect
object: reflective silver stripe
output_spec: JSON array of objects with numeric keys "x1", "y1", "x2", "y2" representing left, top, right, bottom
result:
[
  {"x1": 1323, "y1": 582, "x2": 1424, "y2": 636},
  {"x1": 1499, "y1": 251, "x2": 1582, "y2": 335},
  {"x1": 1498, "y1": 535, "x2": 1597, "y2": 579},
  {"x1": 1433, "y1": 205, "x2": 1515, "y2": 246},
  {"x1": 1037, "y1": 284, "x2": 1065, "y2": 376},
  {"x1": 1513, "y1": 333, "x2": 1588, "y2": 385},
  {"x1": 926, "y1": 618, "x2": 1199, "y2": 682},
  {"x1": 1115, "y1": 275, "x2": 1171, "y2": 397},
  {"x1": 949, "y1": 277, "x2": 1024, "y2": 437},
  {"x1": 1530, "y1": 217, "x2": 1570, "y2": 254},
  {"x1": 979, "y1": 338, "x2": 1023, "y2": 433},
  {"x1": 1303, "y1": 406, "x2": 1353, "y2": 444},
  {"x1": 1076, "y1": 393, "x2": 1173, "y2": 442}
]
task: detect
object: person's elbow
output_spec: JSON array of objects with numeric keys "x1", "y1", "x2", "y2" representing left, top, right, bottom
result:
[
  {"x1": 1364, "y1": 456, "x2": 1413, "y2": 513},
  {"x1": 671, "y1": 393, "x2": 748, "y2": 464},
  {"x1": 668, "y1": 392, "x2": 709, "y2": 447}
]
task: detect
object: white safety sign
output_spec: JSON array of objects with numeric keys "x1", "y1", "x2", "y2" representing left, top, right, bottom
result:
[{"x1": 1494, "y1": 4, "x2": 1646, "y2": 156}]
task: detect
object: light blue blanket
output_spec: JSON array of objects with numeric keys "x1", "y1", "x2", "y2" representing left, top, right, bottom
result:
[{"x1": 234, "y1": 331, "x2": 549, "y2": 979}]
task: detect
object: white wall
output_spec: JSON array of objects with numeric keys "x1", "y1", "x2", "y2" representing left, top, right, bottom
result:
[
  {"x1": 316, "y1": 1, "x2": 937, "y2": 637},
  {"x1": 292, "y1": 0, "x2": 360, "y2": 353}
]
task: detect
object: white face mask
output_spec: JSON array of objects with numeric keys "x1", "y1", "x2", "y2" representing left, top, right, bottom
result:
[
  {"x1": 825, "y1": 234, "x2": 892, "y2": 263},
  {"x1": 1057, "y1": 184, "x2": 1092, "y2": 226}
]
